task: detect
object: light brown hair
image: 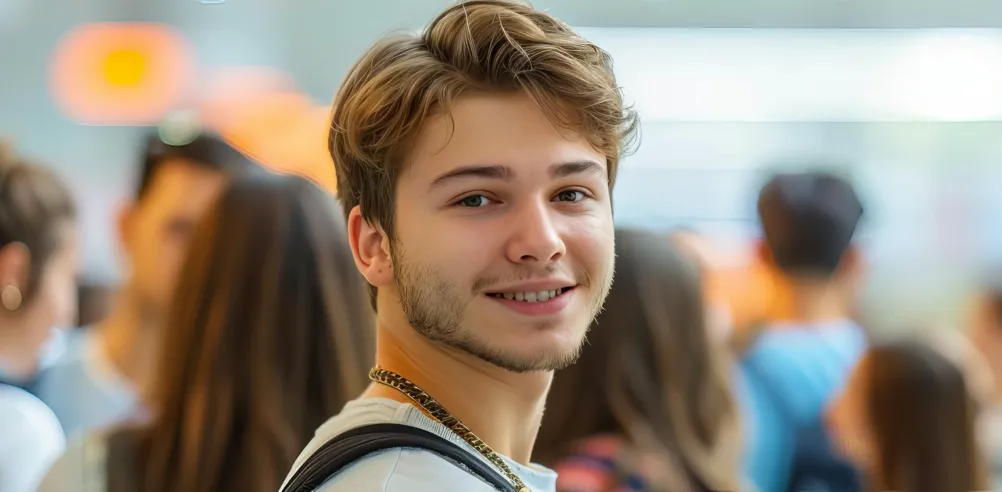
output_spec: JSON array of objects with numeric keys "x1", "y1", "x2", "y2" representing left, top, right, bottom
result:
[
  {"x1": 0, "y1": 141, "x2": 76, "y2": 303},
  {"x1": 329, "y1": 0, "x2": 639, "y2": 306},
  {"x1": 535, "y1": 228, "x2": 742, "y2": 492},
  {"x1": 107, "y1": 171, "x2": 375, "y2": 492},
  {"x1": 864, "y1": 341, "x2": 989, "y2": 492}
]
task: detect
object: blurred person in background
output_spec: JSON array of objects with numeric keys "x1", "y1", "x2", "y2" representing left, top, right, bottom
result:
[
  {"x1": 827, "y1": 339, "x2": 989, "y2": 492},
  {"x1": 970, "y1": 271, "x2": 1002, "y2": 490},
  {"x1": 38, "y1": 171, "x2": 375, "y2": 492},
  {"x1": 737, "y1": 171, "x2": 868, "y2": 492},
  {"x1": 31, "y1": 131, "x2": 254, "y2": 437},
  {"x1": 535, "y1": 228, "x2": 744, "y2": 492},
  {"x1": 0, "y1": 142, "x2": 78, "y2": 492},
  {"x1": 668, "y1": 227, "x2": 738, "y2": 346}
]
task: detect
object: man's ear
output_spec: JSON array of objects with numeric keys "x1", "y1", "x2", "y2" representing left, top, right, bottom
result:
[
  {"x1": 754, "y1": 239, "x2": 773, "y2": 267},
  {"x1": 836, "y1": 244, "x2": 867, "y2": 286},
  {"x1": 347, "y1": 205, "x2": 394, "y2": 288},
  {"x1": 0, "y1": 242, "x2": 30, "y2": 293}
]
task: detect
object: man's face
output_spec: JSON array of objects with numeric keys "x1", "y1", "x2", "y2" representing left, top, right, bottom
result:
[
  {"x1": 119, "y1": 159, "x2": 226, "y2": 322},
  {"x1": 386, "y1": 93, "x2": 615, "y2": 373}
]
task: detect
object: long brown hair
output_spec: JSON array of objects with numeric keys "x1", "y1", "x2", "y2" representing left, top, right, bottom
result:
[
  {"x1": 865, "y1": 341, "x2": 989, "y2": 492},
  {"x1": 535, "y1": 228, "x2": 742, "y2": 492},
  {"x1": 108, "y1": 171, "x2": 374, "y2": 492}
]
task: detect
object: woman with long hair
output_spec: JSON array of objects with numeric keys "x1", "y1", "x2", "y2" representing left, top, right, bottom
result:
[
  {"x1": 829, "y1": 339, "x2": 990, "y2": 492},
  {"x1": 0, "y1": 142, "x2": 78, "y2": 492},
  {"x1": 534, "y1": 228, "x2": 743, "y2": 492},
  {"x1": 39, "y1": 170, "x2": 375, "y2": 492}
]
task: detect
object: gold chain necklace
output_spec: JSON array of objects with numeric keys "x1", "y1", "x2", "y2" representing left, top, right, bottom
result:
[{"x1": 369, "y1": 366, "x2": 531, "y2": 492}]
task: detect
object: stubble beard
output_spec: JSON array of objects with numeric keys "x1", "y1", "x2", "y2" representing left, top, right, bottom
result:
[{"x1": 391, "y1": 245, "x2": 613, "y2": 373}]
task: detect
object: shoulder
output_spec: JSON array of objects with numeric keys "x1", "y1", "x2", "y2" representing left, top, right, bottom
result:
[
  {"x1": 0, "y1": 385, "x2": 66, "y2": 492},
  {"x1": 746, "y1": 322, "x2": 866, "y2": 367},
  {"x1": 315, "y1": 447, "x2": 496, "y2": 491},
  {"x1": 0, "y1": 385, "x2": 65, "y2": 454},
  {"x1": 32, "y1": 329, "x2": 140, "y2": 436},
  {"x1": 288, "y1": 398, "x2": 412, "y2": 479},
  {"x1": 287, "y1": 398, "x2": 521, "y2": 492},
  {"x1": 742, "y1": 326, "x2": 863, "y2": 408},
  {"x1": 36, "y1": 431, "x2": 108, "y2": 492},
  {"x1": 31, "y1": 329, "x2": 92, "y2": 397}
]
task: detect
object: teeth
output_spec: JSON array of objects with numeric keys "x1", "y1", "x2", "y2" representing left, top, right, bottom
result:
[{"x1": 495, "y1": 288, "x2": 565, "y2": 303}]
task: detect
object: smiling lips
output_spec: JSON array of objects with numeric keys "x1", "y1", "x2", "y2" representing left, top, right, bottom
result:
[
  {"x1": 488, "y1": 287, "x2": 571, "y2": 303},
  {"x1": 486, "y1": 286, "x2": 576, "y2": 316}
]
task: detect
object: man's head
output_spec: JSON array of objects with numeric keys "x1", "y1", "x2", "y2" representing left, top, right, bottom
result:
[
  {"x1": 0, "y1": 143, "x2": 77, "y2": 380},
  {"x1": 757, "y1": 171, "x2": 864, "y2": 283},
  {"x1": 334, "y1": 0, "x2": 638, "y2": 373},
  {"x1": 117, "y1": 132, "x2": 253, "y2": 323}
]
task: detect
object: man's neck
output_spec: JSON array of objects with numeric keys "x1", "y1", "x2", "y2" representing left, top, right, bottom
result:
[
  {"x1": 771, "y1": 277, "x2": 853, "y2": 325},
  {"x1": 96, "y1": 301, "x2": 159, "y2": 398},
  {"x1": 363, "y1": 316, "x2": 552, "y2": 466}
]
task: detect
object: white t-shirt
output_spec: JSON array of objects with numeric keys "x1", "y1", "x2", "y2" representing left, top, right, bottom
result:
[
  {"x1": 0, "y1": 384, "x2": 66, "y2": 492},
  {"x1": 283, "y1": 398, "x2": 557, "y2": 492}
]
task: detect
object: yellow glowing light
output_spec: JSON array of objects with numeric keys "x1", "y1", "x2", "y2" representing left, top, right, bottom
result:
[
  {"x1": 49, "y1": 22, "x2": 193, "y2": 125},
  {"x1": 102, "y1": 49, "x2": 147, "y2": 86}
]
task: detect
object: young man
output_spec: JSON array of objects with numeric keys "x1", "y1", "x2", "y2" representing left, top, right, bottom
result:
[
  {"x1": 737, "y1": 171, "x2": 868, "y2": 492},
  {"x1": 281, "y1": 1, "x2": 638, "y2": 491},
  {"x1": 31, "y1": 131, "x2": 253, "y2": 437}
]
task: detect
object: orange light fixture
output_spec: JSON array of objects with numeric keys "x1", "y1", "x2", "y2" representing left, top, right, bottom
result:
[
  {"x1": 195, "y1": 67, "x2": 336, "y2": 194},
  {"x1": 50, "y1": 23, "x2": 193, "y2": 125}
]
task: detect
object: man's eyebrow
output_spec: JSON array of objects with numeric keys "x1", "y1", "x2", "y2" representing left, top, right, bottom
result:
[
  {"x1": 427, "y1": 160, "x2": 606, "y2": 190},
  {"x1": 428, "y1": 164, "x2": 512, "y2": 190},
  {"x1": 550, "y1": 160, "x2": 606, "y2": 179}
]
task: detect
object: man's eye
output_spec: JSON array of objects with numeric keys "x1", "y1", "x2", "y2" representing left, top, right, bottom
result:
[
  {"x1": 457, "y1": 195, "x2": 490, "y2": 208},
  {"x1": 555, "y1": 190, "x2": 585, "y2": 202}
]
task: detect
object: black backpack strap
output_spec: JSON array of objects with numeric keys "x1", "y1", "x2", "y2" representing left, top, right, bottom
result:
[{"x1": 281, "y1": 423, "x2": 516, "y2": 492}]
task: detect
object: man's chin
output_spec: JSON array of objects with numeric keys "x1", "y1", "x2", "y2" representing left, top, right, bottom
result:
[
  {"x1": 479, "y1": 353, "x2": 579, "y2": 373},
  {"x1": 455, "y1": 337, "x2": 584, "y2": 373},
  {"x1": 409, "y1": 312, "x2": 588, "y2": 373}
]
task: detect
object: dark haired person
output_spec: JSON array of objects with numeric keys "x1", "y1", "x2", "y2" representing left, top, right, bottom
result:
[
  {"x1": 39, "y1": 171, "x2": 375, "y2": 492},
  {"x1": 0, "y1": 143, "x2": 78, "y2": 492},
  {"x1": 32, "y1": 130, "x2": 255, "y2": 437},
  {"x1": 738, "y1": 171, "x2": 869, "y2": 492}
]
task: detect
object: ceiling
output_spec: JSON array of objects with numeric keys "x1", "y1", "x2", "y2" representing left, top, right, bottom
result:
[{"x1": 537, "y1": 0, "x2": 1002, "y2": 28}]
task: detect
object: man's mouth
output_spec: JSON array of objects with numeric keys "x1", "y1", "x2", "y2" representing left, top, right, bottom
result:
[{"x1": 486, "y1": 287, "x2": 574, "y2": 303}]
